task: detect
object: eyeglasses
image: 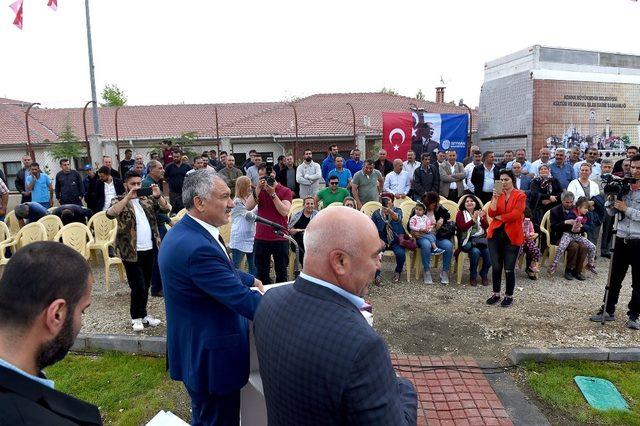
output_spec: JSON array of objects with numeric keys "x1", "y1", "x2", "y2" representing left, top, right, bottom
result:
[{"x1": 329, "y1": 182, "x2": 338, "y2": 185}]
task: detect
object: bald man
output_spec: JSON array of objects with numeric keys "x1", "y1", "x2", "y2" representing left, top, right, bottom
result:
[
  {"x1": 254, "y1": 207, "x2": 418, "y2": 426},
  {"x1": 383, "y1": 158, "x2": 411, "y2": 199}
]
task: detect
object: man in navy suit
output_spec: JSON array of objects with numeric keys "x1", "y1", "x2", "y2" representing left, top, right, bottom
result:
[
  {"x1": 254, "y1": 207, "x2": 417, "y2": 425},
  {"x1": 159, "y1": 169, "x2": 264, "y2": 426},
  {"x1": 511, "y1": 161, "x2": 532, "y2": 197}
]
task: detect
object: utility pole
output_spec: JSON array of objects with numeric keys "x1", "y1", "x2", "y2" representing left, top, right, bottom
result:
[{"x1": 84, "y1": 0, "x2": 100, "y2": 135}]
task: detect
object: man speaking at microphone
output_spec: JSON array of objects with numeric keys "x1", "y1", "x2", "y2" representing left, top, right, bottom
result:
[
  {"x1": 159, "y1": 169, "x2": 264, "y2": 425},
  {"x1": 245, "y1": 162, "x2": 292, "y2": 284}
]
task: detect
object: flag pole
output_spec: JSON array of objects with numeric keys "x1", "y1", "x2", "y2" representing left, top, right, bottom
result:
[{"x1": 84, "y1": 0, "x2": 100, "y2": 135}]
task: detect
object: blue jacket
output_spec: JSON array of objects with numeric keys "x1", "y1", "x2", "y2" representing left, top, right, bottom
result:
[
  {"x1": 372, "y1": 207, "x2": 405, "y2": 245},
  {"x1": 254, "y1": 277, "x2": 417, "y2": 425},
  {"x1": 159, "y1": 214, "x2": 261, "y2": 394}
]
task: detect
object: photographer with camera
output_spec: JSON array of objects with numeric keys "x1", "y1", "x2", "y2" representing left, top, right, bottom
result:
[
  {"x1": 245, "y1": 163, "x2": 293, "y2": 284},
  {"x1": 590, "y1": 154, "x2": 640, "y2": 330}
]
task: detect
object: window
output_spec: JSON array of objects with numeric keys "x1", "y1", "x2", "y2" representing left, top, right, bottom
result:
[{"x1": 3, "y1": 161, "x2": 22, "y2": 191}]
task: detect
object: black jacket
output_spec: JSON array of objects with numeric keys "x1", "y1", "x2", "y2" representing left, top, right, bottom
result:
[
  {"x1": 15, "y1": 167, "x2": 31, "y2": 202},
  {"x1": 411, "y1": 164, "x2": 440, "y2": 198},
  {"x1": 55, "y1": 170, "x2": 84, "y2": 204},
  {"x1": 528, "y1": 176, "x2": 562, "y2": 224},
  {"x1": 549, "y1": 204, "x2": 593, "y2": 245},
  {"x1": 0, "y1": 364, "x2": 102, "y2": 425},
  {"x1": 277, "y1": 165, "x2": 299, "y2": 197},
  {"x1": 470, "y1": 164, "x2": 500, "y2": 196},
  {"x1": 86, "y1": 178, "x2": 125, "y2": 214}
]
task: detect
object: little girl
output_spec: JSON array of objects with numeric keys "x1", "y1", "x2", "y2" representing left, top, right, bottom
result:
[
  {"x1": 409, "y1": 203, "x2": 444, "y2": 255},
  {"x1": 518, "y1": 207, "x2": 541, "y2": 275},
  {"x1": 549, "y1": 197, "x2": 597, "y2": 275}
]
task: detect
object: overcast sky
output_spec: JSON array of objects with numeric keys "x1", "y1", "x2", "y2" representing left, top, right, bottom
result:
[{"x1": 1, "y1": 0, "x2": 638, "y2": 109}]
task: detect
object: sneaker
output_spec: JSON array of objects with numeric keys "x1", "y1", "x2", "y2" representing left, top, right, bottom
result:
[
  {"x1": 432, "y1": 247, "x2": 445, "y2": 255},
  {"x1": 586, "y1": 264, "x2": 597, "y2": 275},
  {"x1": 481, "y1": 276, "x2": 489, "y2": 286},
  {"x1": 132, "y1": 318, "x2": 144, "y2": 332},
  {"x1": 143, "y1": 316, "x2": 162, "y2": 327},
  {"x1": 392, "y1": 272, "x2": 401, "y2": 283},
  {"x1": 590, "y1": 310, "x2": 615, "y2": 322},
  {"x1": 626, "y1": 317, "x2": 640, "y2": 330},
  {"x1": 423, "y1": 271, "x2": 433, "y2": 284},
  {"x1": 486, "y1": 294, "x2": 501, "y2": 305},
  {"x1": 564, "y1": 270, "x2": 574, "y2": 281},
  {"x1": 572, "y1": 271, "x2": 586, "y2": 281},
  {"x1": 440, "y1": 270, "x2": 449, "y2": 285},
  {"x1": 469, "y1": 276, "x2": 478, "y2": 287},
  {"x1": 500, "y1": 297, "x2": 513, "y2": 308}
]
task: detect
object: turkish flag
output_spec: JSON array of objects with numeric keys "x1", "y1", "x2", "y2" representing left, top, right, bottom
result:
[
  {"x1": 48, "y1": 0, "x2": 58, "y2": 11},
  {"x1": 382, "y1": 112, "x2": 413, "y2": 161},
  {"x1": 9, "y1": 0, "x2": 23, "y2": 30}
]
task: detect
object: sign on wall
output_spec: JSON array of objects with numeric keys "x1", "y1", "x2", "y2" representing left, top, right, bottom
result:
[{"x1": 382, "y1": 112, "x2": 469, "y2": 161}]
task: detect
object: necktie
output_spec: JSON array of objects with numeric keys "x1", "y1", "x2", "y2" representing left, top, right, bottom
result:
[{"x1": 217, "y1": 234, "x2": 231, "y2": 259}]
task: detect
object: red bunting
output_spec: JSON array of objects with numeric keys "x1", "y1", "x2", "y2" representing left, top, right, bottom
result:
[{"x1": 9, "y1": 0, "x2": 23, "y2": 30}]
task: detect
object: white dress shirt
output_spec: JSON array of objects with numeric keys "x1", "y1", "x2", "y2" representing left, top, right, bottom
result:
[
  {"x1": 403, "y1": 160, "x2": 420, "y2": 181},
  {"x1": 464, "y1": 162, "x2": 477, "y2": 192},
  {"x1": 383, "y1": 170, "x2": 411, "y2": 195},
  {"x1": 189, "y1": 214, "x2": 230, "y2": 259}
]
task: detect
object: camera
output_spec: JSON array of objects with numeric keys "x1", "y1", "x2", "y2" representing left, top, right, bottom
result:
[
  {"x1": 265, "y1": 161, "x2": 276, "y2": 186},
  {"x1": 601, "y1": 174, "x2": 637, "y2": 199}
]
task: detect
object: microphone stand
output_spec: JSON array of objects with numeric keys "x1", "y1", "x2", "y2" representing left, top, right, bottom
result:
[{"x1": 274, "y1": 229, "x2": 300, "y2": 278}]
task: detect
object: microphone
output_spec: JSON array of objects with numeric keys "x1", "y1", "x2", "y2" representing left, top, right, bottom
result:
[{"x1": 245, "y1": 211, "x2": 287, "y2": 231}]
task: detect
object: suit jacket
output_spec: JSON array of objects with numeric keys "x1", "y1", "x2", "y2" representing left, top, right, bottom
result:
[
  {"x1": 516, "y1": 174, "x2": 532, "y2": 193},
  {"x1": 470, "y1": 164, "x2": 500, "y2": 197},
  {"x1": 0, "y1": 365, "x2": 102, "y2": 425},
  {"x1": 87, "y1": 178, "x2": 125, "y2": 214},
  {"x1": 276, "y1": 165, "x2": 299, "y2": 196},
  {"x1": 439, "y1": 161, "x2": 465, "y2": 199},
  {"x1": 254, "y1": 277, "x2": 417, "y2": 426},
  {"x1": 159, "y1": 214, "x2": 261, "y2": 395},
  {"x1": 411, "y1": 164, "x2": 440, "y2": 198},
  {"x1": 487, "y1": 190, "x2": 527, "y2": 246}
]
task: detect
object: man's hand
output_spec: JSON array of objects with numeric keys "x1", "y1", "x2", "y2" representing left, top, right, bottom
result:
[
  {"x1": 125, "y1": 187, "x2": 138, "y2": 201},
  {"x1": 253, "y1": 278, "x2": 265, "y2": 294},
  {"x1": 614, "y1": 199, "x2": 628, "y2": 212},
  {"x1": 549, "y1": 196, "x2": 557, "y2": 203},
  {"x1": 265, "y1": 182, "x2": 276, "y2": 196},
  {"x1": 289, "y1": 228, "x2": 301, "y2": 235},
  {"x1": 436, "y1": 218, "x2": 444, "y2": 228},
  {"x1": 151, "y1": 184, "x2": 162, "y2": 198}
]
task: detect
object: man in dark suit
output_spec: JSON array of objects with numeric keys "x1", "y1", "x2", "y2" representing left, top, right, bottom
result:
[
  {"x1": 411, "y1": 153, "x2": 440, "y2": 201},
  {"x1": 87, "y1": 166, "x2": 126, "y2": 214},
  {"x1": 411, "y1": 121, "x2": 439, "y2": 161},
  {"x1": 159, "y1": 169, "x2": 264, "y2": 426},
  {"x1": 0, "y1": 241, "x2": 100, "y2": 425},
  {"x1": 471, "y1": 151, "x2": 500, "y2": 204},
  {"x1": 511, "y1": 161, "x2": 532, "y2": 197},
  {"x1": 254, "y1": 207, "x2": 417, "y2": 426}
]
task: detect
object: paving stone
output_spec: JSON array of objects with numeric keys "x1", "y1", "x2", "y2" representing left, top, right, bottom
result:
[
  {"x1": 548, "y1": 347, "x2": 609, "y2": 361},
  {"x1": 608, "y1": 347, "x2": 640, "y2": 362},
  {"x1": 510, "y1": 347, "x2": 549, "y2": 364},
  {"x1": 138, "y1": 336, "x2": 166, "y2": 355},
  {"x1": 87, "y1": 334, "x2": 139, "y2": 352}
]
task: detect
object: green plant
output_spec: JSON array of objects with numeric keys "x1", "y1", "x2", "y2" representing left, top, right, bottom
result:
[
  {"x1": 171, "y1": 131, "x2": 199, "y2": 159},
  {"x1": 101, "y1": 83, "x2": 127, "y2": 107},
  {"x1": 415, "y1": 89, "x2": 425, "y2": 100},
  {"x1": 49, "y1": 119, "x2": 86, "y2": 161},
  {"x1": 621, "y1": 135, "x2": 631, "y2": 147},
  {"x1": 380, "y1": 87, "x2": 399, "y2": 96}
]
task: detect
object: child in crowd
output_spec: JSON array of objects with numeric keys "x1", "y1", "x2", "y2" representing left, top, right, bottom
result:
[
  {"x1": 518, "y1": 207, "x2": 541, "y2": 275},
  {"x1": 549, "y1": 197, "x2": 597, "y2": 275},
  {"x1": 409, "y1": 202, "x2": 444, "y2": 255}
]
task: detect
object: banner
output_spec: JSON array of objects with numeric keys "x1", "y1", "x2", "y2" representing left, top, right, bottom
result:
[{"x1": 383, "y1": 112, "x2": 469, "y2": 162}]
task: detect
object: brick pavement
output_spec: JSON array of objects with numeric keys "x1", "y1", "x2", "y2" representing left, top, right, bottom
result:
[{"x1": 391, "y1": 354, "x2": 513, "y2": 426}]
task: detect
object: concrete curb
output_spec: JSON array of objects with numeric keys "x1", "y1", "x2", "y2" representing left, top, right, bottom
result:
[
  {"x1": 72, "y1": 333, "x2": 166, "y2": 355},
  {"x1": 511, "y1": 347, "x2": 640, "y2": 364}
]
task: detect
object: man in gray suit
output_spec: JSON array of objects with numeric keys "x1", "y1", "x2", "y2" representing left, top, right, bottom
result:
[
  {"x1": 511, "y1": 161, "x2": 532, "y2": 197},
  {"x1": 254, "y1": 207, "x2": 417, "y2": 426},
  {"x1": 439, "y1": 149, "x2": 466, "y2": 202}
]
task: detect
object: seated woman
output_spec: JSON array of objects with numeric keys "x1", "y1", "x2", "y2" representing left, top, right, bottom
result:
[
  {"x1": 288, "y1": 196, "x2": 318, "y2": 267},
  {"x1": 410, "y1": 191, "x2": 454, "y2": 284},
  {"x1": 409, "y1": 202, "x2": 445, "y2": 256},
  {"x1": 455, "y1": 194, "x2": 490, "y2": 286},
  {"x1": 528, "y1": 164, "x2": 562, "y2": 227},
  {"x1": 342, "y1": 196, "x2": 358, "y2": 209},
  {"x1": 371, "y1": 192, "x2": 406, "y2": 283},
  {"x1": 548, "y1": 196, "x2": 596, "y2": 275}
]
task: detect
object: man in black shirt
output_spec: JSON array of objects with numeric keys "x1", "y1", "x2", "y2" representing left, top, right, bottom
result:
[
  {"x1": 120, "y1": 149, "x2": 135, "y2": 175},
  {"x1": 15, "y1": 154, "x2": 32, "y2": 203},
  {"x1": 374, "y1": 149, "x2": 394, "y2": 177},
  {"x1": 164, "y1": 148, "x2": 192, "y2": 213},
  {"x1": 54, "y1": 158, "x2": 84, "y2": 206},
  {"x1": 102, "y1": 155, "x2": 121, "y2": 179},
  {"x1": 0, "y1": 242, "x2": 101, "y2": 425},
  {"x1": 52, "y1": 204, "x2": 93, "y2": 225}
]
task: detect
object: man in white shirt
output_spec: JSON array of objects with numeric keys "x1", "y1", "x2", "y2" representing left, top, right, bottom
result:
[
  {"x1": 403, "y1": 150, "x2": 420, "y2": 182},
  {"x1": 246, "y1": 155, "x2": 263, "y2": 186},
  {"x1": 383, "y1": 159, "x2": 411, "y2": 199},
  {"x1": 464, "y1": 151, "x2": 482, "y2": 193},
  {"x1": 529, "y1": 147, "x2": 552, "y2": 177},
  {"x1": 296, "y1": 149, "x2": 323, "y2": 197},
  {"x1": 507, "y1": 148, "x2": 533, "y2": 175},
  {"x1": 573, "y1": 147, "x2": 602, "y2": 179}
]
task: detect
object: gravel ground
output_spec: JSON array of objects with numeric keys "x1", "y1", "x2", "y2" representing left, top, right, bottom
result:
[{"x1": 83, "y1": 254, "x2": 639, "y2": 362}]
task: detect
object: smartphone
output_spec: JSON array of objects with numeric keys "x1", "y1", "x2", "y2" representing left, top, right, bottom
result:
[
  {"x1": 494, "y1": 180, "x2": 503, "y2": 194},
  {"x1": 137, "y1": 187, "x2": 153, "y2": 197}
]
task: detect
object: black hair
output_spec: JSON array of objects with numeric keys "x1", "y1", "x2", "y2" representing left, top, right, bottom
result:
[
  {"x1": 124, "y1": 170, "x2": 142, "y2": 181},
  {"x1": 60, "y1": 209, "x2": 75, "y2": 225},
  {"x1": 499, "y1": 169, "x2": 516, "y2": 186},
  {"x1": 631, "y1": 154, "x2": 640, "y2": 163},
  {"x1": 31, "y1": 162, "x2": 40, "y2": 168},
  {"x1": 0, "y1": 241, "x2": 91, "y2": 330},
  {"x1": 459, "y1": 194, "x2": 481, "y2": 211},
  {"x1": 125, "y1": 149, "x2": 132, "y2": 154},
  {"x1": 220, "y1": 151, "x2": 228, "y2": 156},
  {"x1": 524, "y1": 206, "x2": 533, "y2": 219},
  {"x1": 421, "y1": 191, "x2": 440, "y2": 210},
  {"x1": 482, "y1": 151, "x2": 494, "y2": 161},
  {"x1": 627, "y1": 146, "x2": 638, "y2": 152},
  {"x1": 97, "y1": 166, "x2": 111, "y2": 175},
  {"x1": 575, "y1": 196, "x2": 590, "y2": 210},
  {"x1": 59, "y1": 158, "x2": 69, "y2": 165}
]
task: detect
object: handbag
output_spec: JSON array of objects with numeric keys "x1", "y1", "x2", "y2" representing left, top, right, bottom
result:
[
  {"x1": 436, "y1": 221, "x2": 456, "y2": 240},
  {"x1": 397, "y1": 234, "x2": 418, "y2": 251},
  {"x1": 470, "y1": 235, "x2": 488, "y2": 249}
]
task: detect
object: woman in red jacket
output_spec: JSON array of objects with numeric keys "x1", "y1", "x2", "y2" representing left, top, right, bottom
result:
[{"x1": 486, "y1": 169, "x2": 526, "y2": 307}]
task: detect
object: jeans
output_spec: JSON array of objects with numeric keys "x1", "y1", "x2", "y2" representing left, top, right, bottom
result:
[
  {"x1": 231, "y1": 248, "x2": 257, "y2": 277},
  {"x1": 488, "y1": 231, "x2": 519, "y2": 296},
  {"x1": 122, "y1": 249, "x2": 155, "y2": 319},
  {"x1": 468, "y1": 246, "x2": 491, "y2": 279},
  {"x1": 417, "y1": 237, "x2": 453, "y2": 271},
  {"x1": 376, "y1": 242, "x2": 406, "y2": 276},
  {"x1": 254, "y1": 240, "x2": 289, "y2": 284}
]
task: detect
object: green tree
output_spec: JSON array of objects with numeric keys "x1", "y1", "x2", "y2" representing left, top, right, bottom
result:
[
  {"x1": 101, "y1": 83, "x2": 127, "y2": 107},
  {"x1": 380, "y1": 87, "x2": 398, "y2": 96},
  {"x1": 621, "y1": 135, "x2": 631, "y2": 146},
  {"x1": 170, "y1": 131, "x2": 199, "y2": 159},
  {"x1": 415, "y1": 89, "x2": 425, "y2": 100},
  {"x1": 49, "y1": 119, "x2": 86, "y2": 161}
]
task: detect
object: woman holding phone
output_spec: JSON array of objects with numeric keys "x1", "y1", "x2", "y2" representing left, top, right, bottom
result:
[{"x1": 486, "y1": 169, "x2": 526, "y2": 307}]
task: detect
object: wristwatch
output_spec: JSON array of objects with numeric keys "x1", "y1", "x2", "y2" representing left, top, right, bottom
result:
[{"x1": 271, "y1": 193, "x2": 277, "y2": 199}]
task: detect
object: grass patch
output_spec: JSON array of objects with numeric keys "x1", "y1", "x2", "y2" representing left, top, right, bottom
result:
[
  {"x1": 522, "y1": 360, "x2": 640, "y2": 425},
  {"x1": 45, "y1": 352, "x2": 189, "y2": 425}
]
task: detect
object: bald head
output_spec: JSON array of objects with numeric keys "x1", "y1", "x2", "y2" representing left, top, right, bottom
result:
[
  {"x1": 304, "y1": 207, "x2": 383, "y2": 296},
  {"x1": 393, "y1": 158, "x2": 403, "y2": 172}
]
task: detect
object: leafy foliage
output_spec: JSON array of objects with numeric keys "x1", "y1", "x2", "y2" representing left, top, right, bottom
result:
[
  {"x1": 415, "y1": 89, "x2": 425, "y2": 100},
  {"x1": 49, "y1": 119, "x2": 86, "y2": 161},
  {"x1": 170, "y1": 131, "x2": 200, "y2": 159},
  {"x1": 380, "y1": 87, "x2": 399, "y2": 96},
  {"x1": 100, "y1": 83, "x2": 127, "y2": 107}
]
